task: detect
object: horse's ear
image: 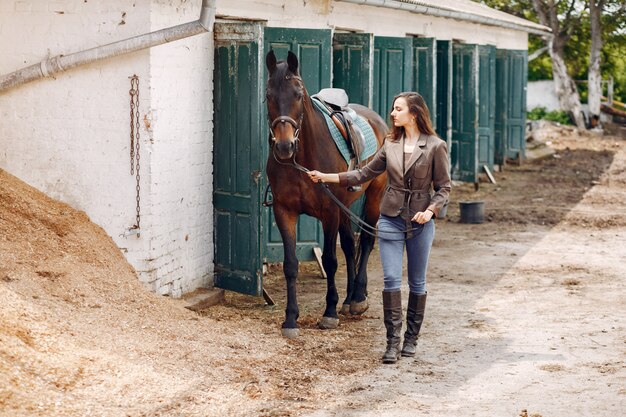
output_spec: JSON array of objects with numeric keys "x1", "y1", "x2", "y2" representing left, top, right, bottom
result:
[
  {"x1": 266, "y1": 50, "x2": 277, "y2": 75},
  {"x1": 287, "y1": 51, "x2": 299, "y2": 76}
]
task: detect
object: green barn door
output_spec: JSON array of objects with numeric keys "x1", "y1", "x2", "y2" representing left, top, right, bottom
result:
[
  {"x1": 263, "y1": 27, "x2": 332, "y2": 262},
  {"x1": 373, "y1": 37, "x2": 413, "y2": 118},
  {"x1": 333, "y1": 33, "x2": 372, "y2": 107},
  {"x1": 413, "y1": 38, "x2": 436, "y2": 127},
  {"x1": 478, "y1": 45, "x2": 496, "y2": 170},
  {"x1": 452, "y1": 43, "x2": 479, "y2": 183},
  {"x1": 332, "y1": 32, "x2": 373, "y2": 230},
  {"x1": 436, "y1": 40, "x2": 453, "y2": 149},
  {"x1": 495, "y1": 49, "x2": 509, "y2": 166},
  {"x1": 506, "y1": 50, "x2": 528, "y2": 160},
  {"x1": 213, "y1": 23, "x2": 264, "y2": 296}
]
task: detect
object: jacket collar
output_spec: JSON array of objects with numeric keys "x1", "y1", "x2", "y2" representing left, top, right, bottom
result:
[{"x1": 404, "y1": 133, "x2": 426, "y2": 175}]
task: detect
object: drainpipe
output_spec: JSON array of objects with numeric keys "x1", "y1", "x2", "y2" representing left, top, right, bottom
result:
[
  {"x1": 339, "y1": 0, "x2": 552, "y2": 37},
  {"x1": 0, "y1": 0, "x2": 215, "y2": 93}
]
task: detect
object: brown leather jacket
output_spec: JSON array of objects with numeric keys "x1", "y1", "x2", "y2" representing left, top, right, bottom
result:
[{"x1": 338, "y1": 134, "x2": 451, "y2": 220}]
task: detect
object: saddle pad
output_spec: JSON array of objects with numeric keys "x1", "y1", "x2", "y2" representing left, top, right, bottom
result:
[{"x1": 312, "y1": 99, "x2": 378, "y2": 165}]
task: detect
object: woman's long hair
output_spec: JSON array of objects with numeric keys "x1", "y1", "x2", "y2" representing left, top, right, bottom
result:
[{"x1": 387, "y1": 92, "x2": 437, "y2": 142}]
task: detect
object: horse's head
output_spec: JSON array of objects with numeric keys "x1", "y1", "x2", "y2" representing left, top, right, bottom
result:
[{"x1": 265, "y1": 50, "x2": 305, "y2": 160}]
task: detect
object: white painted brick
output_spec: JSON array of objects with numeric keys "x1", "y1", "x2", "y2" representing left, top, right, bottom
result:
[{"x1": 0, "y1": 0, "x2": 214, "y2": 297}]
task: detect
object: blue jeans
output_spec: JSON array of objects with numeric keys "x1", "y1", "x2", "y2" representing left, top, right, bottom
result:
[{"x1": 377, "y1": 214, "x2": 435, "y2": 294}]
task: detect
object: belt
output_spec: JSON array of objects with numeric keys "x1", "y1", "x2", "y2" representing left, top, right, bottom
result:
[{"x1": 387, "y1": 184, "x2": 430, "y2": 196}]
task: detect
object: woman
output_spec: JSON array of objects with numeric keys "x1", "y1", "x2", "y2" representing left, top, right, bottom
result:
[{"x1": 307, "y1": 92, "x2": 451, "y2": 364}]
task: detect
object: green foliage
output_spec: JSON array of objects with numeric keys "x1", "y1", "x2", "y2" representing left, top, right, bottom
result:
[
  {"x1": 603, "y1": 27, "x2": 626, "y2": 103},
  {"x1": 527, "y1": 107, "x2": 573, "y2": 125},
  {"x1": 527, "y1": 35, "x2": 552, "y2": 81},
  {"x1": 480, "y1": 0, "x2": 626, "y2": 103},
  {"x1": 527, "y1": 107, "x2": 547, "y2": 120}
]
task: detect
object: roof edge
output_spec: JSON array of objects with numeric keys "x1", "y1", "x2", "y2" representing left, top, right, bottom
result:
[{"x1": 337, "y1": 0, "x2": 552, "y2": 37}]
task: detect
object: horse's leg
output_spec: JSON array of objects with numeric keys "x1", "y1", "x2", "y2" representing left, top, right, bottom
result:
[
  {"x1": 350, "y1": 179, "x2": 385, "y2": 315},
  {"x1": 338, "y1": 217, "x2": 357, "y2": 315},
  {"x1": 318, "y1": 211, "x2": 341, "y2": 330},
  {"x1": 274, "y1": 207, "x2": 300, "y2": 338}
]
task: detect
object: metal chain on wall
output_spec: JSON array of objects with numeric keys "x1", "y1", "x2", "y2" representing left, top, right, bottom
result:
[{"x1": 129, "y1": 75, "x2": 141, "y2": 236}]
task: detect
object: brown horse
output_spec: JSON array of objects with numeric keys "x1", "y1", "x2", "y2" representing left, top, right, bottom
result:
[{"x1": 265, "y1": 50, "x2": 388, "y2": 338}]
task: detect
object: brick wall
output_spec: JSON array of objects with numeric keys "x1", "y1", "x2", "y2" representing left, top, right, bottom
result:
[{"x1": 0, "y1": 0, "x2": 214, "y2": 297}]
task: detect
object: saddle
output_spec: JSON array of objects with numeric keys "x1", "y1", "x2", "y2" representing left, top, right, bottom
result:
[{"x1": 311, "y1": 89, "x2": 366, "y2": 191}]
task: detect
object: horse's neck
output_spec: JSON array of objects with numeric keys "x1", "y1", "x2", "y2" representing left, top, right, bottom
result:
[{"x1": 298, "y1": 97, "x2": 328, "y2": 165}]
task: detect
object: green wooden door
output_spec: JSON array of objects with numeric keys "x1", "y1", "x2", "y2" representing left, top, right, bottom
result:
[
  {"x1": 495, "y1": 49, "x2": 509, "y2": 166},
  {"x1": 332, "y1": 32, "x2": 374, "y2": 231},
  {"x1": 478, "y1": 45, "x2": 496, "y2": 170},
  {"x1": 413, "y1": 38, "x2": 436, "y2": 127},
  {"x1": 213, "y1": 23, "x2": 264, "y2": 296},
  {"x1": 436, "y1": 40, "x2": 453, "y2": 150},
  {"x1": 373, "y1": 36, "x2": 413, "y2": 118},
  {"x1": 452, "y1": 43, "x2": 479, "y2": 183},
  {"x1": 263, "y1": 27, "x2": 332, "y2": 262},
  {"x1": 333, "y1": 33, "x2": 372, "y2": 107},
  {"x1": 506, "y1": 50, "x2": 528, "y2": 160}
]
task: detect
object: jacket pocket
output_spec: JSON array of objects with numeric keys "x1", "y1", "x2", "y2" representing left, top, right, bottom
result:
[
  {"x1": 413, "y1": 164, "x2": 429, "y2": 179},
  {"x1": 409, "y1": 195, "x2": 430, "y2": 215}
]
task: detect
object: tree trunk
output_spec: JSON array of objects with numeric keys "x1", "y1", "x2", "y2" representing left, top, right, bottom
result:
[
  {"x1": 588, "y1": 0, "x2": 604, "y2": 126},
  {"x1": 550, "y1": 42, "x2": 586, "y2": 129},
  {"x1": 532, "y1": 0, "x2": 586, "y2": 130}
]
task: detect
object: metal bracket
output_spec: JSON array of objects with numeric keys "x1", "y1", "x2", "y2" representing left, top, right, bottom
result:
[
  {"x1": 312, "y1": 247, "x2": 327, "y2": 279},
  {"x1": 262, "y1": 288, "x2": 275, "y2": 306},
  {"x1": 483, "y1": 164, "x2": 497, "y2": 184}
]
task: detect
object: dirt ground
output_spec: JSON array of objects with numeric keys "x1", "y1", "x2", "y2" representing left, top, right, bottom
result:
[{"x1": 1, "y1": 124, "x2": 625, "y2": 417}]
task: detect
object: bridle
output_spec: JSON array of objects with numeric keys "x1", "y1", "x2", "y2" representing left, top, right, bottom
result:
[
  {"x1": 267, "y1": 76, "x2": 305, "y2": 155},
  {"x1": 269, "y1": 113, "x2": 303, "y2": 151}
]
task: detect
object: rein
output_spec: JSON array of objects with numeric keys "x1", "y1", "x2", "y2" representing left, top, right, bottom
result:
[{"x1": 269, "y1": 150, "x2": 424, "y2": 241}]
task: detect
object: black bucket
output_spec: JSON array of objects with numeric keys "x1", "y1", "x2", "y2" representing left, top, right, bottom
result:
[
  {"x1": 459, "y1": 201, "x2": 484, "y2": 224},
  {"x1": 438, "y1": 200, "x2": 449, "y2": 219}
]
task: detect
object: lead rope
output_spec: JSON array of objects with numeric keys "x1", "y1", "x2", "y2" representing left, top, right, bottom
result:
[
  {"x1": 269, "y1": 149, "x2": 423, "y2": 241},
  {"x1": 129, "y1": 75, "x2": 141, "y2": 236}
]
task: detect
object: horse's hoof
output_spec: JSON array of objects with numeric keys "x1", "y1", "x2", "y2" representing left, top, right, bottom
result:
[
  {"x1": 318, "y1": 316, "x2": 339, "y2": 329},
  {"x1": 350, "y1": 299, "x2": 369, "y2": 315},
  {"x1": 281, "y1": 328, "x2": 300, "y2": 339},
  {"x1": 339, "y1": 304, "x2": 351, "y2": 315}
]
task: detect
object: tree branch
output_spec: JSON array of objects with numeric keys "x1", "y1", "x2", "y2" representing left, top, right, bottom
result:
[{"x1": 532, "y1": 0, "x2": 550, "y2": 27}]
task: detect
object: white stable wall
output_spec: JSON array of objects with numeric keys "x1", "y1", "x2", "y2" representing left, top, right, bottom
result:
[
  {"x1": 0, "y1": 0, "x2": 214, "y2": 297},
  {"x1": 527, "y1": 80, "x2": 560, "y2": 112}
]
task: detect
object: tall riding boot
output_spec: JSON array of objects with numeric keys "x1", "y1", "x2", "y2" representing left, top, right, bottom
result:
[
  {"x1": 382, "y1": 290, "x2": 403, "y2": 364},
  {"x1": 401, "y1": 292, "x2": 427, "y2": 357}
]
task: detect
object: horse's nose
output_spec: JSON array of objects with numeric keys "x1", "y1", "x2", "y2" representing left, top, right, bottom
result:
[{"x1": 275, "y1": 139, "x2": 295, "y2": 157}]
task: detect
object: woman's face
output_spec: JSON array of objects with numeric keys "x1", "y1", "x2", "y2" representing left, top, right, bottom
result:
[{"x1": 390, "y1": 97, "x2": 414, "y2": 129}]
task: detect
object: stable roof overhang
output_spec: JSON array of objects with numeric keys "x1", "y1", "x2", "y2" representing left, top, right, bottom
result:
[{"x1": 338, "y1": 0, "x2": 552, "y2": 37}]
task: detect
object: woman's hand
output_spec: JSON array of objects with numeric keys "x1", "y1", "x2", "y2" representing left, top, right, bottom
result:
[
  {"x1": 307, "y1": 170, "x2": 326, "y2": 183},
  {"x1": 412, "y1": 209, "x2": 433, "y2": 224},
  {"x1": 307, "y1": 170, "x2": 340, "y2": 184}
]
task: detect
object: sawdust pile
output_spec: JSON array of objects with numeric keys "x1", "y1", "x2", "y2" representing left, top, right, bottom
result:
[{"x1": 0, "y1": 169, "x2": 381, "y2": 417}]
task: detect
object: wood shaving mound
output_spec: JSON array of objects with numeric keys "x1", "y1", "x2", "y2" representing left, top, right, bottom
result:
[{"x1": 0, "y1": 169, "x2": 380, "y2": 416}]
